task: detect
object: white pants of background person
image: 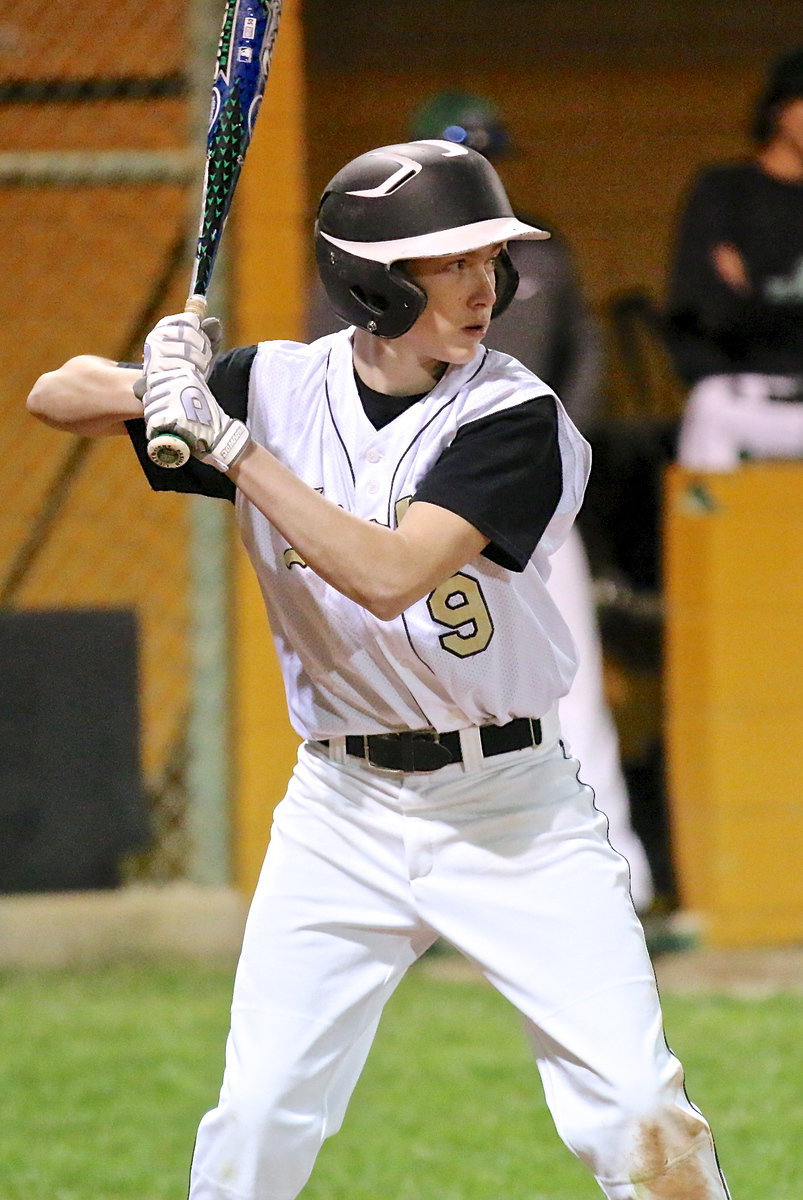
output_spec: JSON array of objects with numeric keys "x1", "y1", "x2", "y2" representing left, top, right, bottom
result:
[
  {"x1": 546, "y1": 526, "x2": 654, "y2": 912},
  {"x1": 678, "y1": 373, "x2": 803, "y2": 470},
  {"x1": 189, "y1": 734, "x2": 728, "y2": 1200}
]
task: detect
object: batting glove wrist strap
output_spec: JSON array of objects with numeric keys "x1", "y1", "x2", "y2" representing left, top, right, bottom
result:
[
  {"x1": 143, "y1": 368, "x2": 248, "y2": 472},
  {"x1": 200, "y1": 419, "x2": 251, "y2": 473}
]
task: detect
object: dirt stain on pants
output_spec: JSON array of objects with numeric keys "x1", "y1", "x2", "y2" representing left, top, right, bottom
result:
[{"x1": 631, "y1": 1116, "x2": 727, "y2": 1199}]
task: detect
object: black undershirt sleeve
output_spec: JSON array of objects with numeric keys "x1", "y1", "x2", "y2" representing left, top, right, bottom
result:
[
  {"x1": 124, "y1": 344, "x2": 257, "y2": 502},
  {"x1": 412, "y1": 396, "x2": 562, "y2": 572}
]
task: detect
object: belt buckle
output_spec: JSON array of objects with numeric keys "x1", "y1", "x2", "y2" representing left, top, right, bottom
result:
[
  {"x1": 367, "y1": 731, "x2": 455, "y2": 772},
  {"x1": 408, "y1": 733, "x2": 455, "y2": 771}
]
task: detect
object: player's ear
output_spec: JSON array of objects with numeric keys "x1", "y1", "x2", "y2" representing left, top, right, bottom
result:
[{"x1": 491, "y1": 248, "x2": 519, "y2": 318}]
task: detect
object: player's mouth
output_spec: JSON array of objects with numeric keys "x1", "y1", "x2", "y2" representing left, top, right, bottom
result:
[{"x1": 462, "y1": 322, "x2": 488, "y2": 339}]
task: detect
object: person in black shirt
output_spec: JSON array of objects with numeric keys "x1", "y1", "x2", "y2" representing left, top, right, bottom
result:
[{"x1": 667, "y1": 47, "x2": 803, "y2": 469}]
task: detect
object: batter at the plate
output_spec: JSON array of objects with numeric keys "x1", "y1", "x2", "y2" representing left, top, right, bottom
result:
[{"x1": 27, "y1": 139, "x2": 731, "y2": 1200}]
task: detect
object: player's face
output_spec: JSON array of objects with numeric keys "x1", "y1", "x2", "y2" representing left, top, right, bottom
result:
[{"x1": 401, "y1": 243, "x2": 502, "y2": 365}]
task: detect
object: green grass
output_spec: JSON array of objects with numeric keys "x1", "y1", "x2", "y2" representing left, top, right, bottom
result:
[{"x1": 0, "y1": 960, "x2": 800, "y2": 1199}]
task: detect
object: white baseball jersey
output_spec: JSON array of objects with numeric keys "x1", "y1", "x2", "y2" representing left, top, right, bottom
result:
[
  {"x1": 236, "y1": 330, "x2": 589, "y2": 738},
  {"x1": 129, "y1": 327, "x2": 591, "y2": 739}
]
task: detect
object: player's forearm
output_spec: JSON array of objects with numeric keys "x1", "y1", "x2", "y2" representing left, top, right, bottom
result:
[
  {"x1": 229, "y1": 441, "x2": 484, "y2": 620},
  {"x1": 27, "y1": 357, "x2": 141, "y2": 435}
]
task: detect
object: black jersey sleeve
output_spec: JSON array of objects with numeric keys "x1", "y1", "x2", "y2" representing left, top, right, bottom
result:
[
  {"x1": 124, "y1": 344, "x2": 258, "y2": 501},
  {"x1": 412, "y1": 395, "x2": 562, "y2": 572}
]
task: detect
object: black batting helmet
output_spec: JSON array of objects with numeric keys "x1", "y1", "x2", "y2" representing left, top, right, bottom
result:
[{"x1": 314, "y1": 140, "x2": 548, "y2": 338}]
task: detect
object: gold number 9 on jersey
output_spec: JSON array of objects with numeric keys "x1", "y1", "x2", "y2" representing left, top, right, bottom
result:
[{"x1": 427, "y1": 572, "x2": 494, "y2": 657}]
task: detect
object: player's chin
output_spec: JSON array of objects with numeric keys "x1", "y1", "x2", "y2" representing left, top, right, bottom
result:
[{"x1": 442, "y1": 327, "x2": 488, "y2": 362}]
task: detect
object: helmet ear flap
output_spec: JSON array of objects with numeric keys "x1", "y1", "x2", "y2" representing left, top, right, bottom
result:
[
  {"x1": 491, "y1": 248, "x2": 519, "y2": 319},
  {"x1": 315, "y1": 236, "x2": 427, "y2": 338}
]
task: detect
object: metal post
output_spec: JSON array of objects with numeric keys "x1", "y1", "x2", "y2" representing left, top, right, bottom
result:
[{"x1": 185, "y1": 0, "x2": 233, "y2": 885}]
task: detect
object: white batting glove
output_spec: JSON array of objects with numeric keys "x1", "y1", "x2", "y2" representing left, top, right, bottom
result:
[
  {"x1": 143, "y1": 312, "x2": 222, "y2": 380},
  {"x1": 143, "y1": 368, "x2": 250, "y2": 473}
]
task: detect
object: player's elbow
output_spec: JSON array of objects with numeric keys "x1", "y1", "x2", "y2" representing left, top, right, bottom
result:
[
  {"x1": 26, "y1": 358, "x2": 89, "y2": 428},
  {"x1": 354, "y1": 577, "x2": 421, "y2": 623},
  {"x1": 352, "y1": 588, "x2": 403, "y2": 622},
  {"x1": 26, "y1": 370, "x2": 60, "y2": 423},
  {"x1": 347, "y1": 524, "x2": 460, "y2": 621},
  {"x1": 27, "y1": 356, "x2": 136, "y2": 435},
  {"x1": 364, "y1": 596, "x2": 407, "y2": 623}
]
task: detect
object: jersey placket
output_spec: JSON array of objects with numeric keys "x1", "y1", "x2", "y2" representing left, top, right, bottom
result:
[{"x1": 353, "y1": 439, "x2": 392, "y2": 522}]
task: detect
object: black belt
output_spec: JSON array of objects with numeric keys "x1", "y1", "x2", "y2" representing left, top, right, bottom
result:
[{"x1": 317, "y1": 716, "x2": 542, "y2": 773}]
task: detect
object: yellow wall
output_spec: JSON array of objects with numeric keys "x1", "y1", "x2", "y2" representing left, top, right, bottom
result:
[
  {"x1": 230, "y1": 0, "x2": 305, "y2": 897},
  {"x1": 664, "y1": 465, "x2": 803, "y2": 946}
]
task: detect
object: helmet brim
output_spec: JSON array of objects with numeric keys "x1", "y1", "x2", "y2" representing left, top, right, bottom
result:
[{"x1": 318, "y1": 216, "x2": 549, "y2": 266}]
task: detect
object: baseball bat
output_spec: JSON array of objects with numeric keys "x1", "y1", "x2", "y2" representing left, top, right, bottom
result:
[{"x1": 147, "y1": 0, "x2": 283, "y2": 468}]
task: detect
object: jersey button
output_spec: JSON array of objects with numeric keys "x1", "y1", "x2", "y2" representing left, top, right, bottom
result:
[
  {"x1": 367, "y1": 481, "x2": 380, "y2": 495},
  {"x1": 366, "y1": 448, "x2": 382, "y2": 463}
]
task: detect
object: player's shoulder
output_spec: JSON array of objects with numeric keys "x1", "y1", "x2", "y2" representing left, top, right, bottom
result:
[
  {"x1": 246, "y1": 328, "x2": 353, "y2": 430},
  {"x1": 252, "y1": 327, "x2": 349, "y2": 378},
  {"x1": 466, "y1": 346, "x2": 554, "y2": 415},
  {"x1": 431, "y1": 346, "x2": 558, "y2": 442},
  {"x1": 210, "y1": 338, "x2": 330, "y2": 419},
  {"x1": 463, "y1": 348, "x2": 588, "y2": 462},
  {"x1": 257, "y1": 326, "x2": 350, "y2": 356}
]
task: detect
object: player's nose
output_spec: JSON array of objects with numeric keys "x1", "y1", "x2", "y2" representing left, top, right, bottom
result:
[{"x1": 470, "y1": 265, "x2": 496, "y2": 306}]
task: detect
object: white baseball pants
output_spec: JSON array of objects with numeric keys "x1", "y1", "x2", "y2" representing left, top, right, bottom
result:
[
  {"x1": 678, "y1": 372, "x2": 803, "y2": 470},
  {"x1": 189, "y1": 723, "x2": 729, "y2": 1200}
]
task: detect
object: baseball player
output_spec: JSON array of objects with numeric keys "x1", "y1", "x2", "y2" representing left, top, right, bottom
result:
[{"x1": 27, "y1": 141, "x2": 730, "y2": 1199}]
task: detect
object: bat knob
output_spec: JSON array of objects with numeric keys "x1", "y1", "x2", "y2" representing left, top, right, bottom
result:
[{"x1": 147, "y1": 432, "x2": 192, "y2": 469}]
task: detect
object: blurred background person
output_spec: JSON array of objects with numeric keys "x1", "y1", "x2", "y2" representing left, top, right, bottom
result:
[
  {"x1": 666, "y1": 46, "x2": 803, "y2": 470},
  {"x1": 309, "y1": 93, "x2": 655, "y2": 914}
]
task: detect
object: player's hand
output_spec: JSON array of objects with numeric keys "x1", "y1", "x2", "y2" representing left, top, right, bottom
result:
[
  {"x1": 143, "y1": 312, "x2": 222, "y2": 380},
  {"x1": 143, "y1": 367, "x2": 250, "y2": 473},
  {"x1": 130, "y1": 325, "x2": 220, "y2": 404}
]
